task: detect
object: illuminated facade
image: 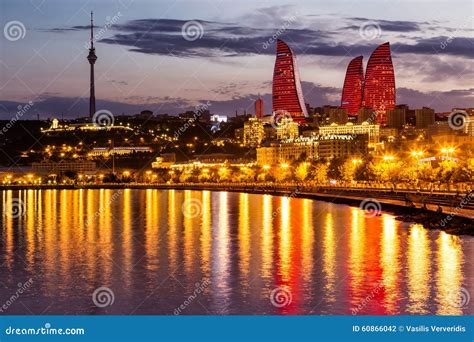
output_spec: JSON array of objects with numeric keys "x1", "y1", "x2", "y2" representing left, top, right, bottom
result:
[
  {"x1": 272, "y1": 39, "x2": 308, "y2": 122},
  {"x1": 243, "y1": 117, "x2": 265, "y2": 147},
  {"x1": 276, "y1": 117, "x2": 299, "y2": 140},
  {"x1": 318, "y1": 122, "x2": 380, "y2": 147},
  {"x1": 341, "y1": 56, "x2": 364, "y2": 116},
  {"x1": 363, "y1": 42, "x2": 396, "y2": 125}
]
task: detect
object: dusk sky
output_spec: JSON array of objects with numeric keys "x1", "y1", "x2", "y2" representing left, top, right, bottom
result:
[{"x1": 0, "y1": 0, "x2": 472, "y2": 119}]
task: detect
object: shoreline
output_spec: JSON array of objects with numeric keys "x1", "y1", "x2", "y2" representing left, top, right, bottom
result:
[{"x1": 1, "y1": 183, "x2": 472, "y2": 236}]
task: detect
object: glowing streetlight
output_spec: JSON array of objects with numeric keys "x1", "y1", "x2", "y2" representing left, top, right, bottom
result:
[
  {"x1": 263, "y1": 165, "x2": 270, "y2": 170},
  {"x1": 383, "y1": 155, "x2": 395, "y2": 161},
  {"x1": 280, "y1": 163, "x2": 289, "y2": 169}
]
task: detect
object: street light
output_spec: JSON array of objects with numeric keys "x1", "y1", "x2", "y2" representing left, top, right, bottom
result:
[
  {"x1": 383, "y1": 155, "x2": 395, "y2": 161},
  {"x1": 263, "y1": 165, "x2": 270, "y2": 170}
]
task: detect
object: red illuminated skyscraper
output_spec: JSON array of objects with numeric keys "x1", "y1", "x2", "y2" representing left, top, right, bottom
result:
[
  {"x1": 255, "y1": 97, "x2": 264, "y2": 118},
  {"x1": 272, "y1": 39, "x2": 308, "y2": 122},
  {"x1": 341, "y1": 56, "x2": 364, "y2": 116},
  {"x1": 362, "y1": 42, "x2": 396, "y2": 124}
]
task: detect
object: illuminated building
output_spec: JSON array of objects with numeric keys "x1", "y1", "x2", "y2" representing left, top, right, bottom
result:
[
  {"x1": 363, "y1": 42, "x2": 396, "y2": 125},
  {"x1": 89, "y1": 147, "x2": 153, "y2": 157},
  {"x1": 243, "y1": 117, "x2": 265, "y2": 147},
  {"x1": 272, "y1": 39, "x2": 308, "y2": 122},
  {"x1": 318, "y1": 122, "x2": 380, "y2": 147},
  {"x1": 41, "y1": 119, "x2": 133, "y2": 134},
  {"x1": 255, "y1": 98, "x2": 264, "y2": 119},
  {"x1": 32, "y1": 160, "x2": 96, "y2": 174},
  {"x1": 415, "y1": 107, "x2": 435, "y2": 129},
  {"x1": 256, "y1": 135, "x2": 368, "y2": 165},
  {"x1": 317, "y1": 135, "x2": 368, "y2": 159},
  {"x1": 210, "y1": 114, "x2": 228, "y2": 123},
  {"x1": 276, "y1": 117, "x2": 299, "y2": 140},
  {"x1": 341, "y1": 56, "x2": 364, "y2": 116}
]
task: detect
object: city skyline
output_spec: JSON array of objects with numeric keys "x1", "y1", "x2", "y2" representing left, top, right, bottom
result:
[{"x1": 0, "y1": 0, "x2": 473, "y2": 119}]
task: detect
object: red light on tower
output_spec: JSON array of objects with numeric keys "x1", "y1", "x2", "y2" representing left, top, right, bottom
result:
[
  {"x1": 341, "y1": 56, "x2": 364, "y2": 116},
  {"x1": 272, "y1": 39, "x2": 308, "y2": 123}
]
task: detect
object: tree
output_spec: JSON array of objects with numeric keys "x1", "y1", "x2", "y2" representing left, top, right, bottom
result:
[
  {"x1": 312, "y1": 162, "x2": 329, "y2": 185},
  {"x1": 295, "y1": 162, "x2": 310, "y2": 182}
]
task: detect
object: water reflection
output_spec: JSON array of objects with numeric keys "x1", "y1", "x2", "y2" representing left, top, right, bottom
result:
[{"x1": 0, "y1": 189, "x2": 471, "y2": 315}]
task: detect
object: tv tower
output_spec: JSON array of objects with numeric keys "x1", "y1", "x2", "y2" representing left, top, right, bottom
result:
[{"x1": 87, "y1": 11, "x2": 97, "y2": 119}]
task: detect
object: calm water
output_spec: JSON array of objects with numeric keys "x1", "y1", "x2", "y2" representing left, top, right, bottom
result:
[{"x1": 0, "y1": 189, "x2": 472, "y2": 315}]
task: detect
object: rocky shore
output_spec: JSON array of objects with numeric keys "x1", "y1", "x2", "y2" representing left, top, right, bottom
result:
[{"x1": 396, "y1": 209, "x2": 474, "y2": 236}]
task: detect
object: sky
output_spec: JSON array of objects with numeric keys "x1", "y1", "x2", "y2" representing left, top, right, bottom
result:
[{"x1": 0, "y1": 0, "x2": 473, "y2": 119}]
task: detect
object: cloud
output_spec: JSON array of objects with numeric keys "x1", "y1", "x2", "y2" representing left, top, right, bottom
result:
[
  {"x1": 40, "y1": 25, "x2": 100, "y2": 33},
  {"x1": 93, "y1": 16, "x2": 473, "y2": 59},
  {"x1": 392, "y1": 36, "x2": 474, "y2": 58},
  {"x1": 397, "y1": 87, "x2": 474, "y2": 110},
  {"x1": 345, "y1": 17, "x2": 423, "y2": 32}
]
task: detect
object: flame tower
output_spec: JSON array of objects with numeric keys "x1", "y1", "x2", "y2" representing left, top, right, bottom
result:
[
  {"x1": 362, "y1": 42, "x2": 395, "y2": 124},
  {"x1": 272, "y1": 39, "x2": 308, "y2": 122},
  {"x1": 87, "y1": 11, "x2": 97, "y2": 119},
  {"x1": 341, "y1": 56, "x2": 364, "y2": 116}
]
